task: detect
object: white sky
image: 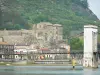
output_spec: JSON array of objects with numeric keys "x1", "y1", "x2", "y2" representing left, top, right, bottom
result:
[{"x1": 88, "y1": 0, "x2": 100, "y2": 19}]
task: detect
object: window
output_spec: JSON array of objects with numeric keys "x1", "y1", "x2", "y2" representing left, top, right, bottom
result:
[{"x1": 38, "y1": 32, "x2": 43, "y2": 37}]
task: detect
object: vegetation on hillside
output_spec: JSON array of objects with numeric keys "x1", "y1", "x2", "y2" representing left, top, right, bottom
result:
[
  {"x1": 70, "y1": 37, "x2": 83, "y2": 50},
  {"x1": 0, "y1": 0, "x2": 100, "y2": 38}
]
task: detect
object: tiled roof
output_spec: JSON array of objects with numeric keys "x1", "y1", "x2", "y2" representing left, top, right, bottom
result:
[
  {"x1": 40, "y1": 48, "x2": 49, "y2": 50},
  {"x1": 0, "y1": 42, "x2": 8, "y2": 45}
]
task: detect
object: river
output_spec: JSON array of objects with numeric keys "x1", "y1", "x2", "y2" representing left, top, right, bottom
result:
[{"x1": 0, "y1": 65, "x2": 100, "y2": 75}]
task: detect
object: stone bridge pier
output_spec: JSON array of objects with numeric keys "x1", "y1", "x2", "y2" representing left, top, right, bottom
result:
[{"x1": 83, "y1": 25, "x2": 98, "y2": 68}]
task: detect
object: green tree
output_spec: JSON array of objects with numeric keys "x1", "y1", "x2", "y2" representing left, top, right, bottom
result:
[
  {"x1": 0, "y1": 0, "x2": 99, "y2": 35},
  {"x1": 0, "y1": 0, "x2": 18, "y2": 26},
  {"x1": 70, "y1": 37, "x2": 83, "y2": 50}
]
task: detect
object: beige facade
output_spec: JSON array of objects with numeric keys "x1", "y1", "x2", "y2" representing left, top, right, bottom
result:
[
  {"x1": 34, "y1": 22, "x2": 63, "y2": 48},
  {"x1": 0, "y1": 22, "x2": 63, "y2": 49}
]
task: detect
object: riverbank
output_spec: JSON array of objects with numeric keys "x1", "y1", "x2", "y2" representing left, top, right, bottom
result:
[
  {"x1": 0, "y1": 61, "x2": 81, "y2": 66},
  {"x1": 12, "y1": 63, "x2": 74, "y2": 66}
]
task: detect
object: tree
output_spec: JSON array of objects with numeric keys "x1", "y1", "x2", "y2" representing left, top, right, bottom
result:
[
  {"x1": 70, "y1": 37, "x2": 83, "y2": 50},
  {"x1": 0, "y1": 0, "x2": 18, "y2": 26},
  {"x1": 71, "y1": 0, "x2": 88, "y2": 9},
  {"x1": 14, "y1": 24, "x2": 22, "y2": 30}
]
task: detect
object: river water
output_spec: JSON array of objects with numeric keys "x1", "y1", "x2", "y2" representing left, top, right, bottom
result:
[{"x1": 0, "y1": 65, "x2": 100, "y2": 75}]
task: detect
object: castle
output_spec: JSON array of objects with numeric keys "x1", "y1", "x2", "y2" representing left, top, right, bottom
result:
[{"x1": 0, "y1": 22, "x2": 63, "y2": 49}]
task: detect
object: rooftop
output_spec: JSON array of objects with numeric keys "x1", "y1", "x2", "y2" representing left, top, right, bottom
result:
[
  {"x1": 53, "y1": 24, "x2": 62, "y2": 27},
  {"x1": 84, "y1": 25, "x2": 98, "y2": 28},
  {"x1": 0, "y1": 42, "x2": 8, "y2": 45}
]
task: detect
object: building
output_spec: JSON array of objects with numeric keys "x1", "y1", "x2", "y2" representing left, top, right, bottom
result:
[
  {"x1": 0, "y1": 22, "x2": 63, "y2": 49},
  {"x1": 0, "y1": 42, "x2": 14, "y2": 59},
  {"x1": 14, "y1": 43, "x2": 37, "y2": 60},
  {"x1": 35, "y1": 22, "x2": 63, "y2": 49}
]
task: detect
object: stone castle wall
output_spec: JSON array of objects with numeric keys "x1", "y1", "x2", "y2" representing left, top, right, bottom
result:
[{"x1": 0, "y1": 22, "x2": 63, "y2": 48}]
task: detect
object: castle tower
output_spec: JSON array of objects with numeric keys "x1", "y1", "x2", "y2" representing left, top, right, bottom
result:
[{"x1": 83, "y1": 25, "x2": 98, "y2": 68}]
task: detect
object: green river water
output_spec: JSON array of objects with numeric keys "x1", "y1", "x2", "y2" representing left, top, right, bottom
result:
[{"x1": 0, "y1": 65, "x2": 100, "y2": 75}]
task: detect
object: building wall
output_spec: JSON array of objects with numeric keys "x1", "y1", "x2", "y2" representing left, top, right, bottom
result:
[
  {"x1": 0, "y1": 43, "x2": 14, "y2": 59},
  {"x1": 0, "y1": 22, "x2": 63, "y2": 48}
]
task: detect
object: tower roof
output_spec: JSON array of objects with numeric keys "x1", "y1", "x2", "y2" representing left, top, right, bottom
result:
[{"x1": 84, "y1": 25, "x2": 98, "y2": 29}]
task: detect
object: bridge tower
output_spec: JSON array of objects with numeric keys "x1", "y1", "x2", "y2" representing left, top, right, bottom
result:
[{"x1": 83, "y1": 25, "x2": 98, "y2": 68}]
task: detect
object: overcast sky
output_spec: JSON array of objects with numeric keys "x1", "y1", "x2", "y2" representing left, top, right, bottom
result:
[{"x1": 88, "y1": 0, "x2": 100, "y2": 19}]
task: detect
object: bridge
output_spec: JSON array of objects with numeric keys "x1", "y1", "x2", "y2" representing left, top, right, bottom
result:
[{"x1": 0, "y1": 25, "x2": 99, "y2": 68}]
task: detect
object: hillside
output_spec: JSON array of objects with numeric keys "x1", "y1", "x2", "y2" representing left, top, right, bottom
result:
[{"x1": 0, "y1": 0, "x2": 100, "y2": 39}]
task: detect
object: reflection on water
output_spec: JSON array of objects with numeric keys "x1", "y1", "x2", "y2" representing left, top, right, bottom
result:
[
  {"x1": 0, "y1": 66, "x2": 100, "y2": 75},
  {"x1": 83, "y1": 68, "x2": 100, "y2": 75}
]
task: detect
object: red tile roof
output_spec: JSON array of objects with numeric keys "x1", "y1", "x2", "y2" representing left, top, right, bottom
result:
[
  {"x1": 0, "y1": 42, "x2": 8, "y2": 45},
  {"x1": 40, "y1": 48, "x2": 49, "y2": 50}
]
